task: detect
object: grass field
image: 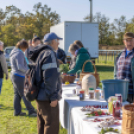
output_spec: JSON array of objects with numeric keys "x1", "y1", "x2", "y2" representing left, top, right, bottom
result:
[
  {"x1": 95, "y1": 55, "x2": 116, "y2": 65},
  {"x1": 0, "y1": 65, "x2": 114, "y2": 134}
]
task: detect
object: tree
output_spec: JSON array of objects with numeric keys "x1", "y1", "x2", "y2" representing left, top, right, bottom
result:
[
  {"x1": 84, "y1": 12, "x2": 110, "y2": 45},
  {"x1": 32, "y1": 2, "x2": 60, "y2": 38},
  {"x1": 0, "y1": 3, "x2": 61, "y2": 46},
  {"x1": 125, "y1": 17, "x2": 134, "y2": 33},
  {"x1": 114, "y1": 16, "x2": 126, "y2": 45}
]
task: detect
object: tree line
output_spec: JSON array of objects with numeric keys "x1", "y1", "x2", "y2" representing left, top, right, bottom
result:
[
  {"x1": 0, "y1": 2, "x2": 134, "y2": 47},
  {"x1": 84, "y1": 12, "x2": 134, "y2": 46},
  {"x1": 0, "y1": 2, "x2": 60, "y2": 46}
]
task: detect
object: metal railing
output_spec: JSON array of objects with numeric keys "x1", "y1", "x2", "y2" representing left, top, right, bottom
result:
[{"x1": 96, "y1": 50, "x2": 122, "y2": 65}]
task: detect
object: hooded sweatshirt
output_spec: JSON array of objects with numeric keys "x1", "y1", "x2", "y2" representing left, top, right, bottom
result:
[
  {"x1": 67, "y1": 47, "x2": 94, "y2": 74},
  {"x1": 10, "y1": 47, "x2": 29, "y2": 77}
]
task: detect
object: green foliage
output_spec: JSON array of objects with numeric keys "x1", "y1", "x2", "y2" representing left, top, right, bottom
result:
[
  {"x1": 84, "y1": 12, "x2": 134, "y2": 46},
  {"x1": 98, "y1": 127, "x2": 119, "y2": 134},
  {"x1": 59, "y1": 64, "x2": 69, "y2": 73},
  {"x1": 0, "y1": 65, "x2": 113, "y2": 134},
  {"x1": 0, "y1": 71, "x2": 67, "y2": 134},
  {"x1": 0, "y1": 3, "x2": 60, "y2": 46}
]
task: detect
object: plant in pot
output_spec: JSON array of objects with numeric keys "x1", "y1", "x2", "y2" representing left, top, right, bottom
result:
[
  {"x1": 59, "y1": 64, "x2": 69, "y2": 75},
  {"x1": 59, "y1": 64, "x2": 75, "y2": 84}
]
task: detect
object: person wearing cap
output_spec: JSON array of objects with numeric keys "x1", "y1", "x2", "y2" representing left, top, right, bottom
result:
[
  {"x1": 29, "y1": 32, "x2": 62, "y2": 134},
  {"x1": 114, "y1": 32, "x2": 134, "y2": 103},
  {"x1": 0, "y1": 41, "x2": 8, "y2": 107}
]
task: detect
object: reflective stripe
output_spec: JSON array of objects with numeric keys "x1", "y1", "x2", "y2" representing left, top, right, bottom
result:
[
  {"x1": 42, "y1": 63, "x2": 57, "y2": 70},
  {"x1": 57, "y1": 68, "x2": 60, "y2": 72},
  {"x1": 51, "y1": 51, "x2": 57, "y2": 66},
  {"x1": 41, "y1": 50, "x2": 59, "y2": 72}
]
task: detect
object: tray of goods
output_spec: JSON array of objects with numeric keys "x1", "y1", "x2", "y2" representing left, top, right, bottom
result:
[
  {"x1": 98, "y1": 117, "x2": 121, "y2": 128},
  {"x1": 81, "y1": 105, "x2": 102, "y2": 111},
  {"x1": 86, "y1": 110, "x2": 109, "y2": 117}
]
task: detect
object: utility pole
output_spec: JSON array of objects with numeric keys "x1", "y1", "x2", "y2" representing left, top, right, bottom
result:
[{"x1": 89, "y1": 0, "x2": 93, "y2": 22}]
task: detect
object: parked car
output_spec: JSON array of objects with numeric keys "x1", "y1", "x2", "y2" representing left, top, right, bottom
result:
[{"x1": 4, "y1": 46, "x2": 14, "y2": 68}]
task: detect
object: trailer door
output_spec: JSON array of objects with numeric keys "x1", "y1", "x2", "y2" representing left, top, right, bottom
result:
[
  {"x1": 81, "y1": 23, "x2": 99, "y2": 58},
  {"x1": 65, "y1": 22, "x2": 81, "y2": 56}
]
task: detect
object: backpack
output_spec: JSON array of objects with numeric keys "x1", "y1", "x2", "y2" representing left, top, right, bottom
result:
[
  {"x1": 24, "y1": 64, "x2": 40, "y2": 101},
  {"x1": 24, "y1": 51, "x2": 44, "y2": 102}
]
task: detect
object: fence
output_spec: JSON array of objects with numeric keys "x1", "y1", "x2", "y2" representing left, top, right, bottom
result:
[{"x1": 95, "y1": 50, "x2": 122, "y2": 65}]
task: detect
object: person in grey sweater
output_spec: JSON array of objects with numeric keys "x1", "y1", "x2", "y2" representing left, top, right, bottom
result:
[
  {"x1": 10, "y1": 40, "x2": 36, "y2": 116},
  {"x1": 0, "y1": 41, "x2": 8, "y2": 108}
]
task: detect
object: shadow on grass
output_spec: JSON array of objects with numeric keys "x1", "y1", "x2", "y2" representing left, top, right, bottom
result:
[
  {"x1": 0, "y1": 106, "x2": 28, "y2": 111},
  {"x1": 96, "y1": 65, "x2": 114, "y2": 72},
  {"x1": 0, "y1": 104, "x2": 4, "y2": 108},
  {"x1": 0, "y1": 106, "x2": 13, "y2": 110}
]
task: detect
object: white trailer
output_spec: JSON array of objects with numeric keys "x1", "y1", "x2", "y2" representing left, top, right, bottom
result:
[{"x1": 50, "y1": 21, "x2": 99, "y2": 59}]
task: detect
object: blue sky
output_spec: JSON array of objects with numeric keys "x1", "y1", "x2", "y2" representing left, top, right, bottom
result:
[{"x1": 0, "y1": 0, "x2": 134, "y2": 22}]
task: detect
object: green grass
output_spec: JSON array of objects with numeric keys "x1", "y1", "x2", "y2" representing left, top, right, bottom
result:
[
  {"x1": 95, "y1": 55, "x2": 116, "y2": 65},
  {"x1": 0, "y1": 65, "x2": 114, "y2": 134}
]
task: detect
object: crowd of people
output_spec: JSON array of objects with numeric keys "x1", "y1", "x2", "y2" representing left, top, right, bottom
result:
[
  {"x1": 0, "y1": 32, "x2": 134, "y2": 134},
  {"x1": 0, "y1": 32, "x2": 93, "y2": 134}
]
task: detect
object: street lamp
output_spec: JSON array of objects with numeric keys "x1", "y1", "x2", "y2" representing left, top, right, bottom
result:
[{"x1": 89, "y1": 0, "x2": 93, "y2": 22}]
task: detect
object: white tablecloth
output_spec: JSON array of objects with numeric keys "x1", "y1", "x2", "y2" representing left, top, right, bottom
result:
[
  {"x1": 59, "y1": 83, "x2": 128, "y2": 134},
  {"x1": 70, "y1": 107, "x2": 122, "y2": 134},
  {"x1": 59, "y1": 84, "x2": 108, "y2": 132}
]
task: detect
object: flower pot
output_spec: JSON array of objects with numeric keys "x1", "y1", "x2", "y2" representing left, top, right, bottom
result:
[{"x1": 61, "y1": 75, "x2": 76, "y2": 84}]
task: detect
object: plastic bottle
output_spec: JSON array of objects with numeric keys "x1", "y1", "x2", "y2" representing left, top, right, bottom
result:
[
  {"x1": 76, "y1": 84, "x2": 81, "y2": 95},
  {"x1": 101, "y1": 89, "x2": 104, "y2": 99},
  {"x1": 89, "y1": 88, "x2": 94, "y2": 99},
  {"x1": 95, "y1": 90, "x2": 100, "y2": 100},
  {"x1": 113, "y1": 100, "x2": 121, "y2": 118},
  {"x1": 79, "y1": 91, "x2": 85, "y2": 101}
]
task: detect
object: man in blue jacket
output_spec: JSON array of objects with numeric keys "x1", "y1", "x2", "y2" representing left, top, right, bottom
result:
[{"x1": 29, "y1": 33, "x2": 62, "y2": 134}]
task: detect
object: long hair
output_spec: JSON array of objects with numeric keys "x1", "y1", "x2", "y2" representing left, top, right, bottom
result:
[
  {"x1": 16, "y1": 40, "x2": 28, "y2": 49},
  {"x1": 74, "y1": 40, "x2": 84, "y2": 48}
]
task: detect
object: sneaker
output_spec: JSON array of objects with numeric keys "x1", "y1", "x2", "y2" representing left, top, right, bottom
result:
[
  {"x1": 29, "y1": 112, "x2": 37, "y2": 117},
  {"x1": 14, "y1": 112, "x2": 26, "y2": 116}
]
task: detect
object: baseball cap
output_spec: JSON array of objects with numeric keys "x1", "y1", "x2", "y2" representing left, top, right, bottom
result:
[
  {"x1": 43, "y1": 33, "x2": 63, "y2": 43},
  {"x1": 124, "y1": 32, "x2": 134, "y2": 40}
]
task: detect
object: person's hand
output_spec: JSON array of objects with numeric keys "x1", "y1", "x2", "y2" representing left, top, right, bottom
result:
[
  {"x1": 58, "y1": 59, "x2": 63, "y2": 64},
  {"x1": 50, "y1": 100, "x2": 58, "y2": 107}
]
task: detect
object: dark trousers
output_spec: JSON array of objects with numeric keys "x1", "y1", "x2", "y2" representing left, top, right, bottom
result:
[
  {"x1": 37, "y1": 101, "x2": 59, "y2": 134},
  {"x1": 0, "y1": 78, "x2": 3, "y2": 94},
  {"x1": 11, "y1": 74, "x2": 35, "y2": 115},
  {"x1": 127, "y1": 94, "x2": 133, "y2": 103}
]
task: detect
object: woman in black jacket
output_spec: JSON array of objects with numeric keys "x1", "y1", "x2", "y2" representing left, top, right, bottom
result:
[{"x1": 56, "y1": 47, "x2": 66, "y2": 64}]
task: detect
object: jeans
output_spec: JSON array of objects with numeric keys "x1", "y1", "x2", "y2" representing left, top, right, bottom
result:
[
  {"x1": 0, "y1": 78, "x2": 3, "y2": 94},
  {"x1": 11, "y1": 74, "x2": 35, "y2": 115}
]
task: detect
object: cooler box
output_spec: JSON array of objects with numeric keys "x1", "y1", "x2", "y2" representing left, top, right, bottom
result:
[{"x1": 101, "y1": 79, "x2": 129, "y2": 102}]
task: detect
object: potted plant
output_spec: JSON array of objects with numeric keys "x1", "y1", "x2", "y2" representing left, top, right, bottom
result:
[{"x1": 59, "y1": 64, "x2": 75, "y2": 83}]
